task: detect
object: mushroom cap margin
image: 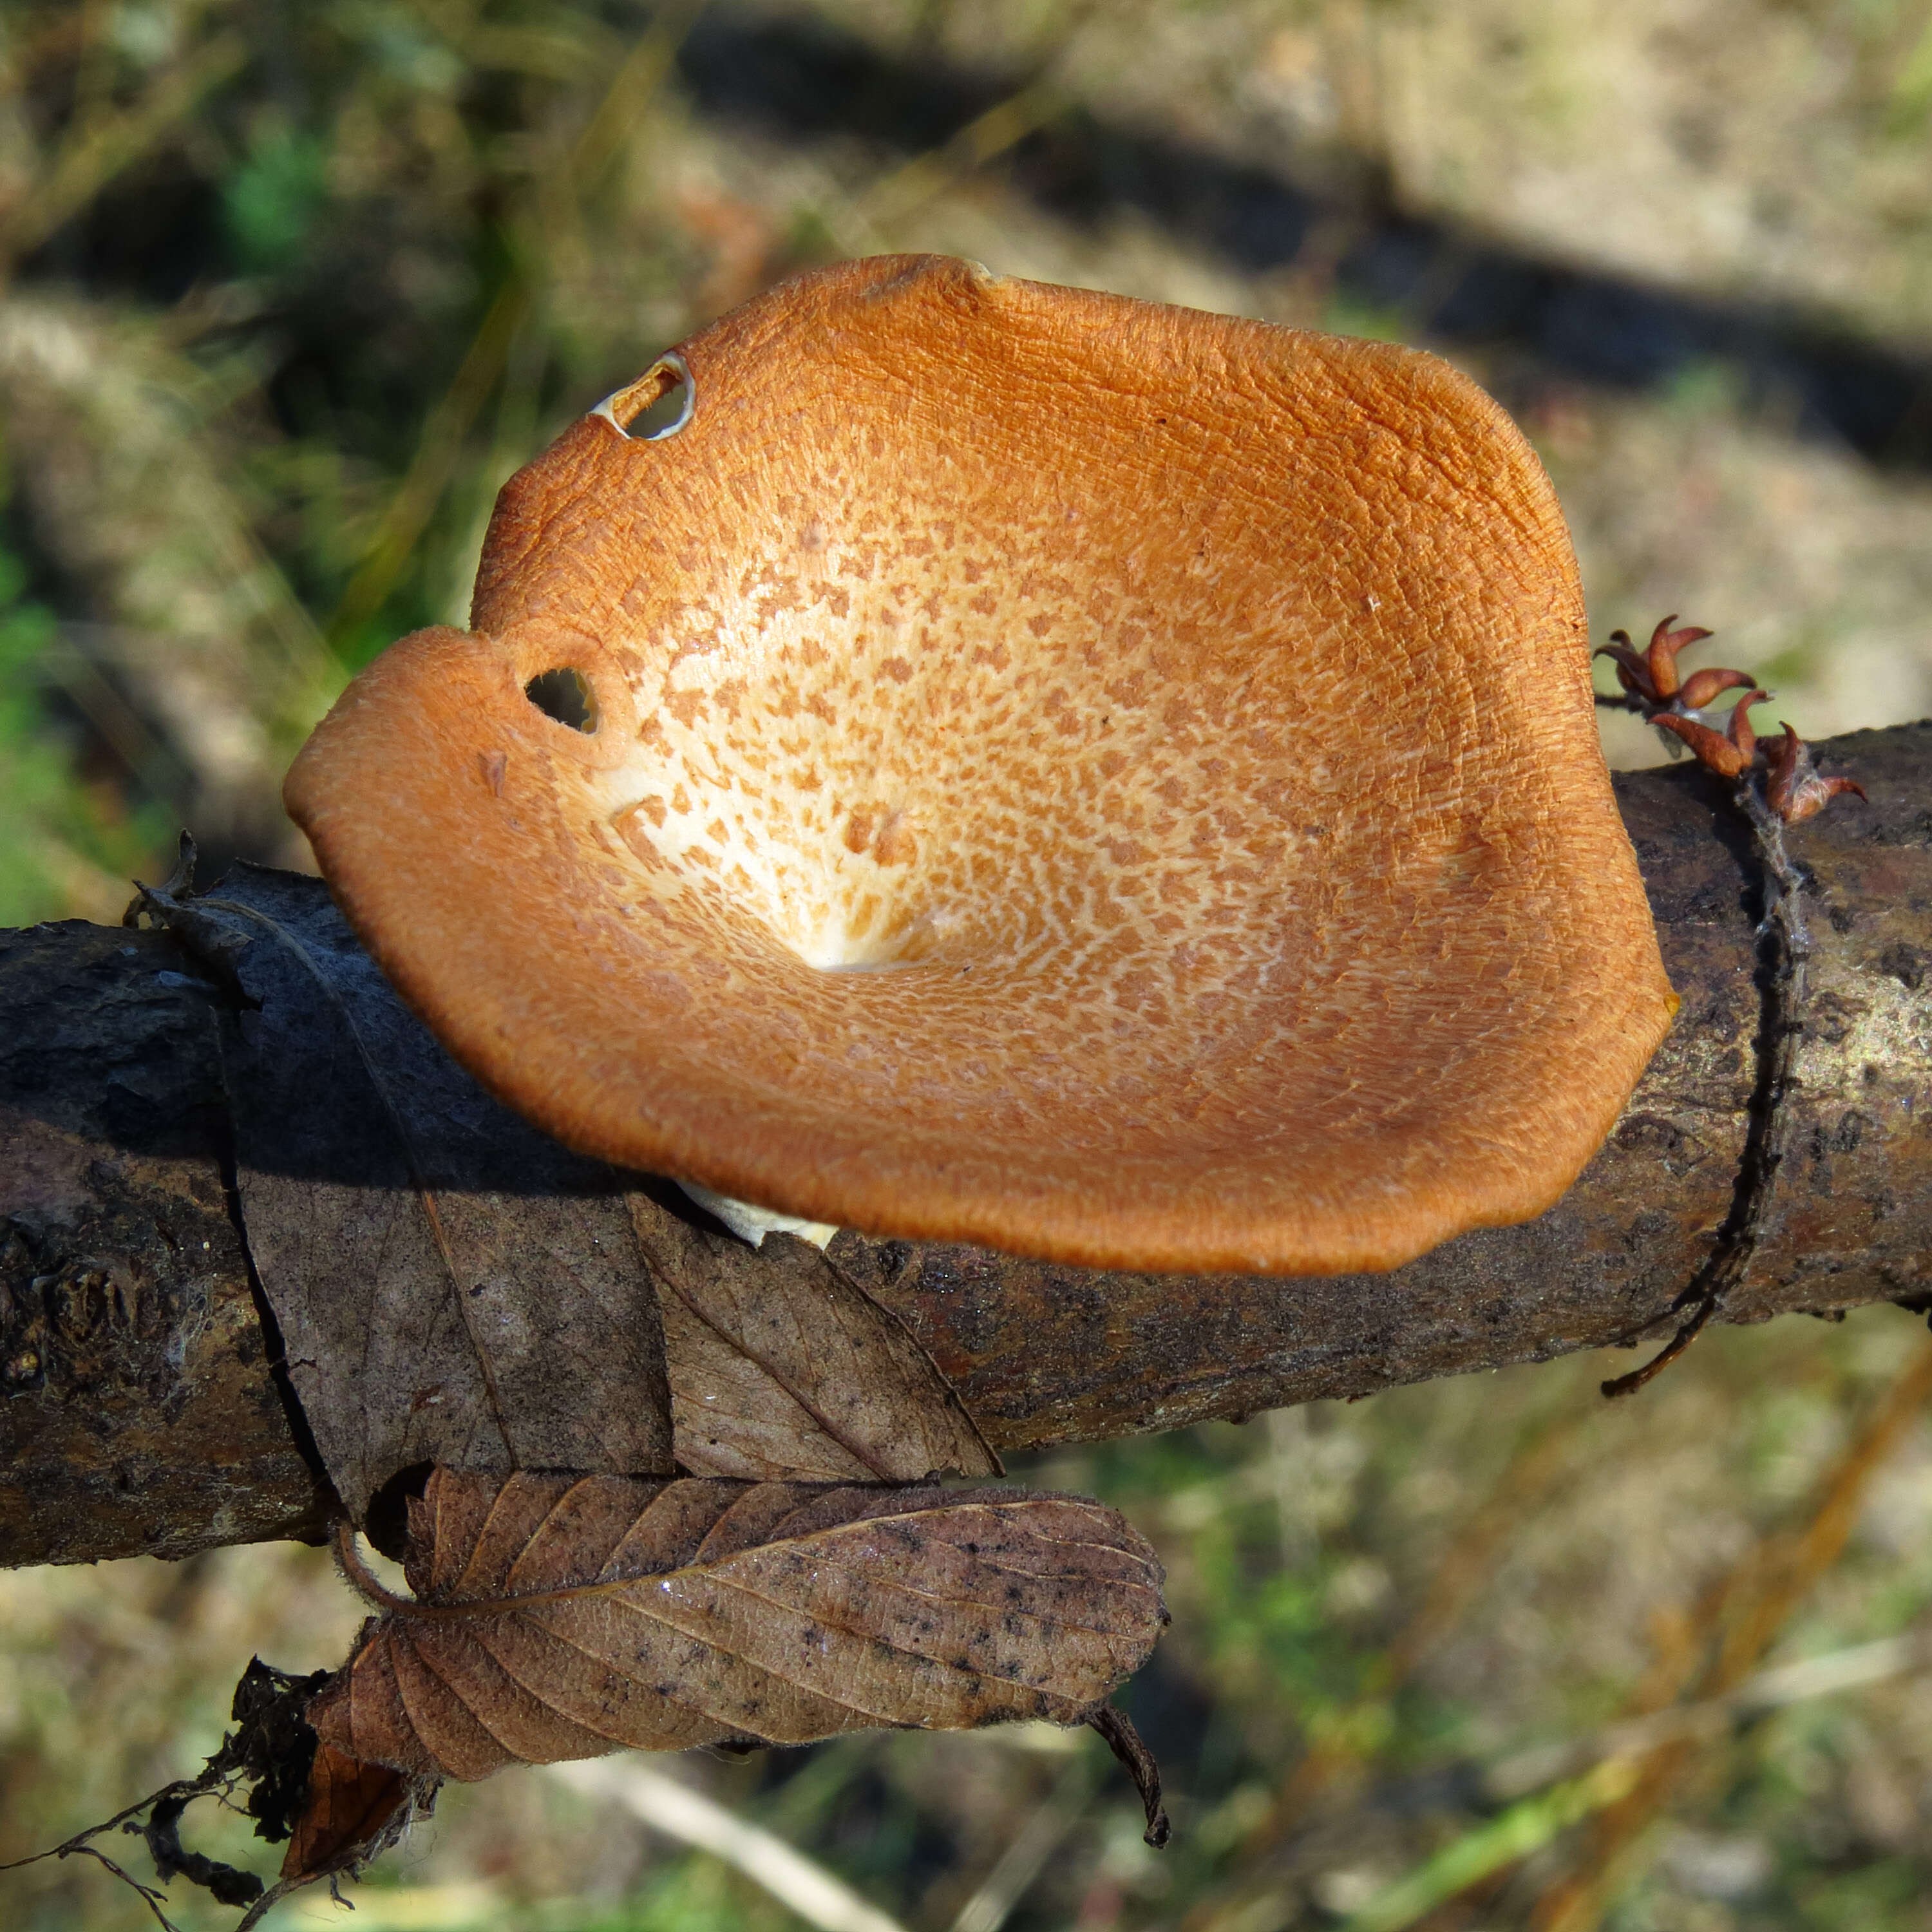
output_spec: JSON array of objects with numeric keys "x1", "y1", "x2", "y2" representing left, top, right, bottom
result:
[{"x1": 285, "y1": 255, "x2": 1676, "y2": 1276}]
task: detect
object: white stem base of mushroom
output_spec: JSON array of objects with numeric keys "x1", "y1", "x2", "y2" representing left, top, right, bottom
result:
[{"x1": 676, "y1": 1179, "x2": 839, "y2": 1251}]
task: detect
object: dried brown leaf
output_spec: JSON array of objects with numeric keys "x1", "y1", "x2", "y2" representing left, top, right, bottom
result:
[
  {"x1": 310, "y1": 1468, "x2": 1167, "y2": 1780},
  {"x1": 630, "y1": 1194, "x2": 998, "y2": 1482},
  {"x1": 279, "y1": 1745, "x2": 413, "y2": 1883},
  {"x1": 141, "y1": 869, "x2": 675, "y2": 1522}
]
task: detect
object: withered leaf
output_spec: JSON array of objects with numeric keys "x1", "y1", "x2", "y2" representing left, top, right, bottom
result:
[
  {"x1": 140, "y1": 1794, "x2": 263, "y2": 1906},
  {"x1": 142, "y1": 867, "x2": 674, "y2": 1522},
  {"x1": 629, "y1": 1193, "x2": 998, "y2": 1482},
  {"x1": 310, "y1": 1468, "x2": 1167, "y2": 1781},
  {"x1": 279, "y1": 1745, "x2": 417, "y2": 1884}
]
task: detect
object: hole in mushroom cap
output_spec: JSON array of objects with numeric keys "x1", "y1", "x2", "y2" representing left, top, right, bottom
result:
[
  {"x1": 609, "y1": 356, "x2": 693, "y2": 439},
  {"x1": 524, "y1": 667, "x2": 598, "y2": 733}
]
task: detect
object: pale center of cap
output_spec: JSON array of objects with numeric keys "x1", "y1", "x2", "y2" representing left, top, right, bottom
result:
[{"x1": 597, "y1": 522, "x2": 1347, "y2": 1003}]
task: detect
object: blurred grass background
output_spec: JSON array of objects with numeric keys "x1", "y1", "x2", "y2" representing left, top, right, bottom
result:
[{"x1": 3, "y1": 3, "x2": 1932, "y2": 1928}]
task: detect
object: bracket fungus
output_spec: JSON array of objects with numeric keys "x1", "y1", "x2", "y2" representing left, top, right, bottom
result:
[{"x1": 286, "y1": 254, "x2": 1674, "y2": 1276}]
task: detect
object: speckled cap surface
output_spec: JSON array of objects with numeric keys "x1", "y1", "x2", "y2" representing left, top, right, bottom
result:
[{"x1": 285, "y1": 254, "x2": 1674, "y2": 1274}]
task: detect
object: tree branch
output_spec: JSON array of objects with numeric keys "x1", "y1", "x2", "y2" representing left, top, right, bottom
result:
[{"x1": 3, "y1": 724, "x2": 1926, "y2": 1569}]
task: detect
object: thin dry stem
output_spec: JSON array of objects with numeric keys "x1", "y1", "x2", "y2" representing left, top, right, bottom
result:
[
  {"x1": 1604, "y1": 777, "x2": 1810, "y2": 1397},
  {"x1": 325, "y1": 1, "x2": 706, "y2": 644},
  {"x1": 1535, "y1": 1338, "x2": 1932, "y2": 1929}
]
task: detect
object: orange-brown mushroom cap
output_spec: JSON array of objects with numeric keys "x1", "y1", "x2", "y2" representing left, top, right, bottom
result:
[{"x1": 285, "y1": 255, "x2": 1675, "y2": 1275}]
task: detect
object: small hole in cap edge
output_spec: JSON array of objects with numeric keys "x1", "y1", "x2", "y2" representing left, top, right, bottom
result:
[
  {"x1": 524, "y1": 667, "x2": 598, "y2": 733},
  {"x1": 600, "y1": 354, "x2": 693, "y2": 440}
]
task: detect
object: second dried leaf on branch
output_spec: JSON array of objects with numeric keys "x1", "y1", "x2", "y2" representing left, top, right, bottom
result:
[
  {"x1": 313, "y1": 1468, "x2": 1168, "y2": 1780},
  {"x1": 632, "y1": 1195, "x2": 998, "y2": 1481}
]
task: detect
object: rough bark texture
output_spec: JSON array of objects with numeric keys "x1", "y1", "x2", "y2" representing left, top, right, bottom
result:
[
  {"x1": 3, "y1": 724, "x2": 1927, "y2": 1568},
  {"x1": 0, "y1": 922, "x2": 332, "y2": 1566}
]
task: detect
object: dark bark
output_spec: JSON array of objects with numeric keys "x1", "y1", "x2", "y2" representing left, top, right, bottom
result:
[
  {"x1": 0, "y1": 922, "x2": 332, "y2": 1566},
  {"x1": 3, "y1": 724, "x2": 1928, "y2": 1568}
]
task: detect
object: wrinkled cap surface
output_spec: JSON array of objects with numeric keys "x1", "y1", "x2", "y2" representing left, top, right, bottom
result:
[{"x1": 286, "y1": 254, "x2": 1674, "y2": 1274}]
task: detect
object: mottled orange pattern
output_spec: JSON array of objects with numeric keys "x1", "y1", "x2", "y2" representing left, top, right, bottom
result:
[{"x1": 286, "y1": 255, "x2": 1673, "y2": 1274}]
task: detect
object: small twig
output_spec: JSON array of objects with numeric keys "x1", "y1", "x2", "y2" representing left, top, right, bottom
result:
[
  {"x1": 232, "y1": 1874, "x2": 303, "y2": 1931},
  {"x1": 1, "y1": 1656, "x2": 328, "y2": 1925},
  {"x1": 63, "y1": 1842, "x2": 185, "y2": 1932},
  {"x1": 1591, "y1": 616, "x2": 1844, "y2": 1398},
  {"x1": 0, "y1": 1780, "x2": 202, "y2": 1873},
  {"x1": 1604, "y1": 776, "x2": 1808, "y2": 1397},
  {"x1": 0, "y1": 1781, "x2": 210, "y2": 1931}
]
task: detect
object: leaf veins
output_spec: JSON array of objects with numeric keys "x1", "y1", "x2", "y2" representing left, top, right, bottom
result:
[
  {"x1": 631, "y1": 1193, "x2": 999, "y2": 1482},
  {"x1": 309, "y1": 1468, "x2": 1168, "y2": 1781}
]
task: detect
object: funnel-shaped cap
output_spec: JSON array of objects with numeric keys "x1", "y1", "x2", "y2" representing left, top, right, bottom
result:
[{"x1": 286, "y1": 256, "x2": 1674, "y2": 1274}]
